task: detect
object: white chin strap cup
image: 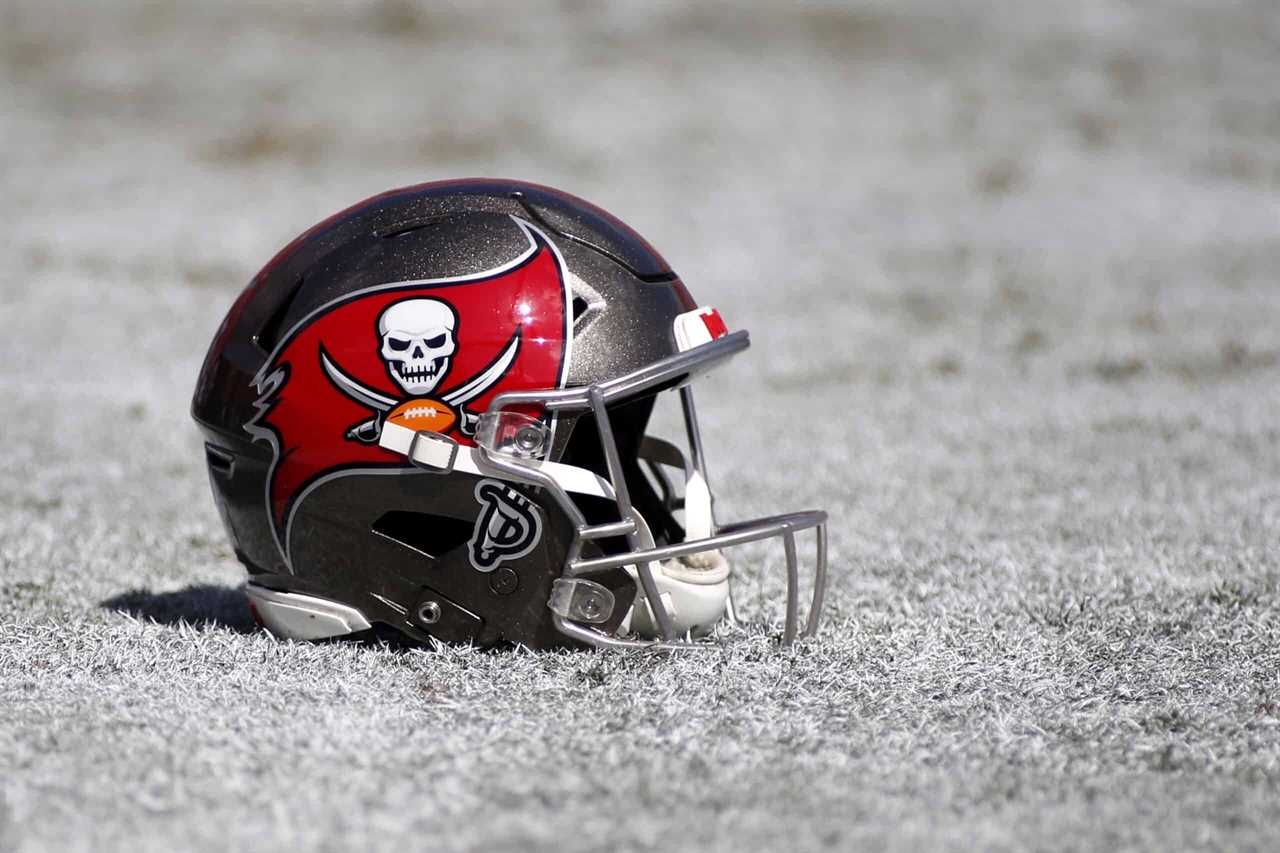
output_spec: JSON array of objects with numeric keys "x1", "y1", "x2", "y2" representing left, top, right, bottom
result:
[{"x1": 620, "y1": 465, "x2": 731, "y2": 639}]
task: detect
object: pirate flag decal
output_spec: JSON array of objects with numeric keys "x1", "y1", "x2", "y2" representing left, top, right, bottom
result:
[{"x1": 247, "y1": 217, "x2": 571, "y2": 560}]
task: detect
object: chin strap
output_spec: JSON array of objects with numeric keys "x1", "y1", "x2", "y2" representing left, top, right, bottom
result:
[
  {"x1": 637, "y1": 435, "x2": 718, "y2": 542},
  {"x1": 666, "y1": 468, "x2": 728, "y2": 575},
  {"x1": 619, "y1": 437, "x2": 731, "y2": 638},
  {"x1": 682, "y1": 469, "x2": 714, "y2": 542},
  {"x1": 636, "y1": 434, "x2": 724, "y2": 571}
]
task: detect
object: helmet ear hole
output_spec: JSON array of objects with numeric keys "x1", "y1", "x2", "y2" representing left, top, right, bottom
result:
[{"x1": 371, "y1": 511, "x2": 473, "y2": 560}]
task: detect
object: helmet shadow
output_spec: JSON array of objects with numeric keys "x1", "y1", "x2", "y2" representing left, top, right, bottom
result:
[{"x1": 99, "y1": 584, "x2": 258, "y2": 634}]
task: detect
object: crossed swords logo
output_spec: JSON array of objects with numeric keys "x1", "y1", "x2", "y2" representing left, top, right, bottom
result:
[{"x1": 320, "y1": 328, "x2": 521, "y2": 443}]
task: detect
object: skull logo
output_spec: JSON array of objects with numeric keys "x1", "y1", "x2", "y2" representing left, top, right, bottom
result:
[{"x1": 378, "y1": 298, "x2": 458, "y2": 395}]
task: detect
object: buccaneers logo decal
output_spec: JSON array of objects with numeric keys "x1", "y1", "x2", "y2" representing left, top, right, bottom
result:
[{"x1": 247, "y1": 217, "x2": 571, "y2": 563}]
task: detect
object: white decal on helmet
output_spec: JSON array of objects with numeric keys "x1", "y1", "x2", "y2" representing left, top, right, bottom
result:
[
  {"x1": 378, "y1": 298, "x2": 458, "y2": 395},
  {"x1": 468, "y1": 479, "x2": 543, "y2": 572}
]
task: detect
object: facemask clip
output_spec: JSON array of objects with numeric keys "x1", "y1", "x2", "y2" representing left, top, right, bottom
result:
[{"x1": 548, "y1": 578, "x2": 615, "y2": 625}]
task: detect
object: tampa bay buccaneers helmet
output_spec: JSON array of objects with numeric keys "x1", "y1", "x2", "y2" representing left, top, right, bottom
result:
[{"x1": 192, "y1": 179, "x2": 827, "y2": 650}]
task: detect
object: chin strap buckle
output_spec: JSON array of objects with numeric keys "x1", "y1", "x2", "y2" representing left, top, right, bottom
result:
[
  {"x1": 548, "y1": 578, "x2": 615, "y2": 625},
  {"x1": 378, "y1": 421, "x2": 458, "y2": 473}
]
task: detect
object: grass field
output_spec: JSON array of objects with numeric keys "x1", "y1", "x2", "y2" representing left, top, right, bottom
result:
[{"x1": 3, "y1": 1, "x2": 1280, "y2": 850}]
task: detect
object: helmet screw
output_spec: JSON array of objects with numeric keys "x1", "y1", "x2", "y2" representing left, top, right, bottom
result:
[
  {"x1": 417, "y1": 600, "x2": 442, "y2": 625},
  {"x1": 579, "y1": 594, "x2": 604, "y2": 620},
  {"x1": 490, "y1": 567, "x2": 519, "y2": 596},
  {"x1": 514, "y1": 426, "x2": 543, "y2": 455}
]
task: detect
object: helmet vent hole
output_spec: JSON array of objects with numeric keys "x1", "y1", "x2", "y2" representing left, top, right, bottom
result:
[
  {"x1": 371, "y1": 511, "x2": 474, "y2": 560},
  {"x1": 568, "y1": 276, "x2": 604, "y2": 332},
  {"x1": 204, "y1": 444, "x2": 235, "y2": 479},
  {"x1": 377, "y1": 217, "x2": 447, "y2": 239},
  {"x1": 570, "y1": 291, "x2": 604, "y2": 333}
]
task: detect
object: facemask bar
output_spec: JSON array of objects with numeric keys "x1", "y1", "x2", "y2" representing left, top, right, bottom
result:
[{"x1": 473, "y1": 330, "x2": 828, "y2": 650}]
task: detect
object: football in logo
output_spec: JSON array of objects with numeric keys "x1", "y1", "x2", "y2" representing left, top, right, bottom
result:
[{"x1": 385, "y1": 399, "x2": 458, "y2": 435}]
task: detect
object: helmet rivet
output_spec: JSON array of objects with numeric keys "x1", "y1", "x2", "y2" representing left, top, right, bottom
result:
[
  {"x1": 515, "y1": 426, "x2": 541, "y2": 450},
  {"x1": 417, "y1": 600, "x2": 442, "y2": 625},
  {"x1": 490, "y1": 567, "x2": 519, "y2": 596},
  {"x1": 580, "y1": 595, "x2": 603, "y2": 619}
]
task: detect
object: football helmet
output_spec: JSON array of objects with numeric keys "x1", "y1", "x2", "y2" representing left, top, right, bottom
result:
[{"x1": 192, "y1": 179, "x2": 827, "y2": 650}]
